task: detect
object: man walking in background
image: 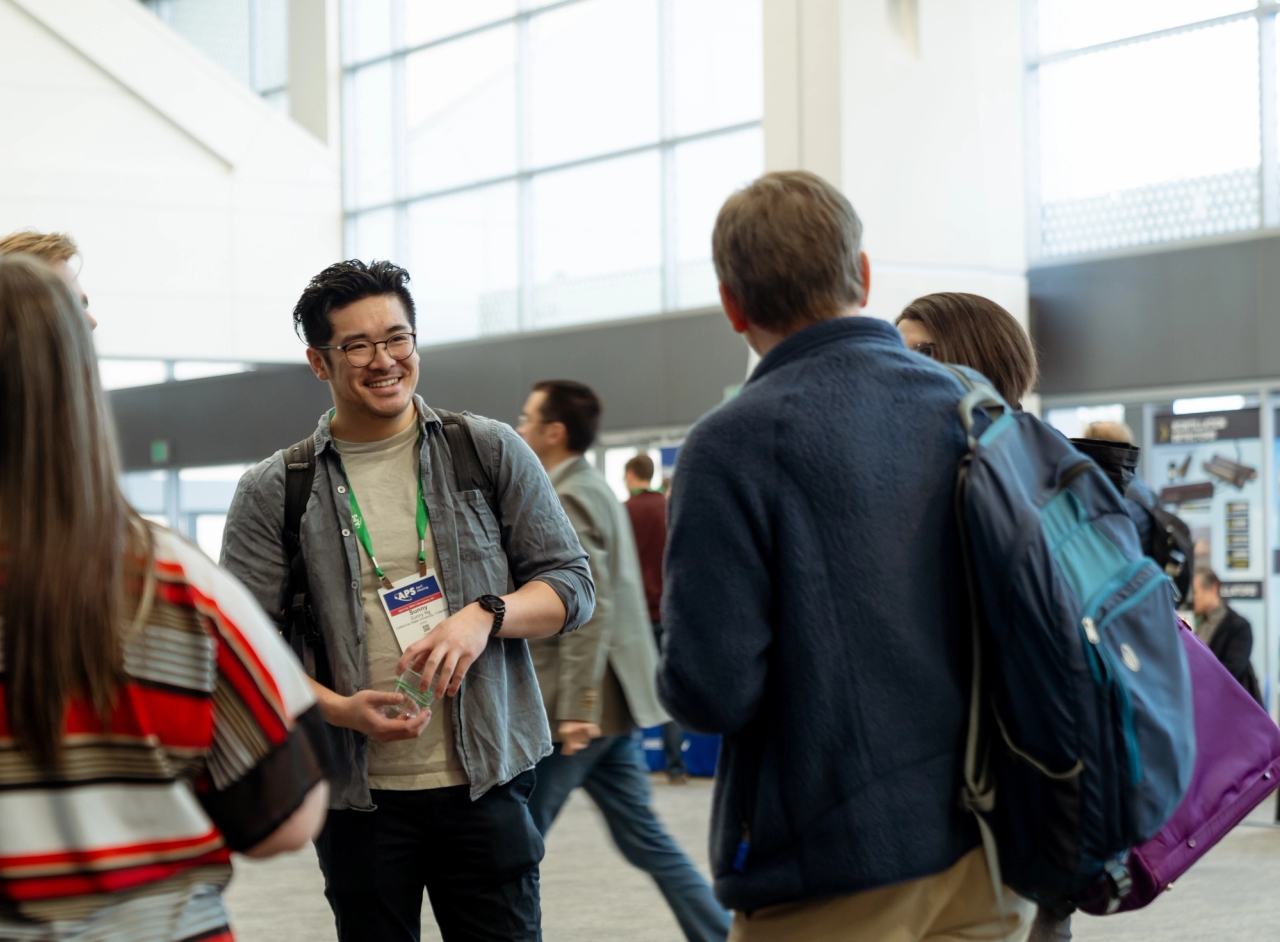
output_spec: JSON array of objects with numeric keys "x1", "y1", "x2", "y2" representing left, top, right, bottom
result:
[
  {"x1": 518, "y1": 380, "x2": 731, "y2": 942},
  {"x1": 222, "y1": 260, "x2": 595, "y2": 942},
  {"x1": 624, "y1": 453, "x2": 688, "y2": 783},
  {"x1": 658, "y1": 171, "x2": 1036, "y2": 941}
]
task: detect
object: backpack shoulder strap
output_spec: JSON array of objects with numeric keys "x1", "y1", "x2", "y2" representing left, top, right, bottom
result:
[
  {"x1": 1125, "y1": 480, "x2": 1156, "y2": 513},
  {"x1": 941, "y1": 364, "x2": 1008, "y2": 448},
  {"x1": 283, "y1": 435, "x2": 316, "y2": 560},
  {"x1": 279, "y1": 434, "x2": 333, "y2": 688},
  {"x1": 434, "y1": 409, "x2": 499, "y2": 519}
]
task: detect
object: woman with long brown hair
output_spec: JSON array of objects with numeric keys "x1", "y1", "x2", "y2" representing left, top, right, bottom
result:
[{"x1": 0, "y1": 253, "x2": 327, "y2": 940}]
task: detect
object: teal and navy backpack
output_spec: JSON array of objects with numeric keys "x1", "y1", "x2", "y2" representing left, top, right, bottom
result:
[{"x1": 945, "y1": 366, "x2": 1195, "y2": 911}]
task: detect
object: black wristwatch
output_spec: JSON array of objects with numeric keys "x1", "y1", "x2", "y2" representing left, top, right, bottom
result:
[{"x1": 476, "y1": 595, "x2": 506, "y2": 638}]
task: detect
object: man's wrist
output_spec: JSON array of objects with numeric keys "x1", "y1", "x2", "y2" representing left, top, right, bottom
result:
[
  {"x1": 475, "y1": 594, "x2": 507, "y2": 638},
  {"x1": 312, "y1": 686, "x2": 347, "y2": 726}
]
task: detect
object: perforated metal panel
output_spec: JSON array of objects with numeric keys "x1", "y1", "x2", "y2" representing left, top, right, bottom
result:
[{"x1": 1040, "y1": 167, "x2": 1260, "y2": 258}]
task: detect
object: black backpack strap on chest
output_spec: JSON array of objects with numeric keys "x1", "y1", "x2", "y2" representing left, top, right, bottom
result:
[
  {"x1": 1125, "y1": 485, "x2": 1192, "y2": 603},
  {"x1": 281, "y1": 434, "x2": 333, "y2": 689},
  {"x1": 434, "y1": 409, "x2": 499, "y2": 519}
]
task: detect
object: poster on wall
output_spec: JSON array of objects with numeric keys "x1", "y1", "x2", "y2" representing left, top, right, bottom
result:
[{"x1": 1149, "y1": 410, "x2": 1265, "y2": 676}]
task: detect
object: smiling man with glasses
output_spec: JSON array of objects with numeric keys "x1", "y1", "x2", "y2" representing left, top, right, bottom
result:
[{"x1": 220, "y1": 259, "x2": 594, "y2": 942}]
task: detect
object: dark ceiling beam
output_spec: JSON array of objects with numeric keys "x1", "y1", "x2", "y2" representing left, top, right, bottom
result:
[
  {"x1": 110, "y1": 307, "x2": 747, "y2": 471},
  {"x1": 1030, "y1": 233, "x2": 1280, "y2": 396}
]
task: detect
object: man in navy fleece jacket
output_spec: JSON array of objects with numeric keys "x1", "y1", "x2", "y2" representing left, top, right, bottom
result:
[{"x1": 658, "y1": 171, "x2": 1036, "y2": 941}]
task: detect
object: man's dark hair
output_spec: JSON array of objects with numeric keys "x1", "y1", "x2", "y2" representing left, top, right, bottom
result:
[
  {"x1": 895, "y1": 292, "x2": 1039, "y2": 409},
  {"x1": 625, "y1": 454, "x2": 654, "y2": 482},
  {"x1": 712, "y1": 170, "x2": 865, "y2": 333},
  {"x1": 1195, "y1": 568, "x2": 1220, "y2": 591},
  {"x1": 293, "y1": 259, "x2": 416, "y2": 347},
  {"x1": 533, "y1": 380, "x2": 601, "y2": 453}
]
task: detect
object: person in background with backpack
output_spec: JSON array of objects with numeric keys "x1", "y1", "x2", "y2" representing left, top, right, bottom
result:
[
  {"x1": 901, "y1": 293, "x2": 1198, "y2": 936},
  {"x1": 897, "y1": 293, "x2": 1072, "y2": 942},
  {"x1": 220, "y1": 260, "x2": 595, "y2": 942},
  {"x1": 1080, "y1": 421, "x2": 1193, "y2": 606},
  {"x1": 0, "y1": 253, "x2": 328, "y2": 940},
  {"x1": 659, "y1": 171, "x2": 1037, "y2": 941},
  {"x1": 895, "y1": 292, "x2": 1036, "y2": 410}
]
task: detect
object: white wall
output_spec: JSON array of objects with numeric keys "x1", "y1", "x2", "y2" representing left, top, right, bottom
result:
[
  {"x1": 763, "y1": 0, "x2": 1027, "y2": 329},
  {"x1": 0, "y1": 0, "x2": 341, "y2": 363}
]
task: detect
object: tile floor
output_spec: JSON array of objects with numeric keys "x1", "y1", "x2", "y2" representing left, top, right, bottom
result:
[{"x1": 223, "y1": 779, "x2": 1280, "y2": 941}]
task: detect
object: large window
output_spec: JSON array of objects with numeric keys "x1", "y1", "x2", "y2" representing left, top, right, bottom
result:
[
  {"x1": 1028, "y1": 0, "x2": 1276, "y2": 259},
  {"x1": 341, "y1": 0, "x2": 763, "y2": 344},
  {"x1": 142, "y1": 0, "x2": 290, "y2": 111}
]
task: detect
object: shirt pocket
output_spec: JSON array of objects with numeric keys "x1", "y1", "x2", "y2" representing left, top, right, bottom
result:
[{"x1": 453, "y1": 489, "x2": 502, "y2": 560}]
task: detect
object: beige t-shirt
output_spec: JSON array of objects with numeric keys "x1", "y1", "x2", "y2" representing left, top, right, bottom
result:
[{"x1": 334, "y1": 421, "x2": 468, "y2": 790}]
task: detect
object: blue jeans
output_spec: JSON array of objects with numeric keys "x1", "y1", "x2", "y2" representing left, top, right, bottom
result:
[
  {"x1": 653, "y1": 620, "x2": 688, "y2": 777},
  {"x1": 528, "y1": 733, "x2": 730, "y2": 942}
]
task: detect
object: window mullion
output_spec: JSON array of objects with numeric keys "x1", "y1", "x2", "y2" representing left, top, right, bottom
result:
[
  {"x1": 1260, "y1": 8, "x2": 1278, "y2": 228},
  {"x1": 516, "y1": 10, "x2": 534, "y2": 333},
  {"x1": 1024, "y1": 0, "x2": 1043, "y2": 263},
  {"x1": 391, "y1": 52, "x2": 408, "y2": 262},
  {"x1": 658, "y1": 0, "x2": 678, "y2": 312}
]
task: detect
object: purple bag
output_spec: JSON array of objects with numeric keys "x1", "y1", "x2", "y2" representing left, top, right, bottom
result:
[{"x1": 1078, "y1": 618, "x2": 1280, "y2": 914}]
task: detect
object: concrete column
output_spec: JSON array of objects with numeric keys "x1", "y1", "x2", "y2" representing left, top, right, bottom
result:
[
  {"x1": 763, "y1": 0, "x2": 843, "y2": 185},
  {"x1": 763, "y1": 0, "x2": 1027, "y2": 330},
  {"x1": 288, "y1": 0, "x2": 341, "y2": 147}
]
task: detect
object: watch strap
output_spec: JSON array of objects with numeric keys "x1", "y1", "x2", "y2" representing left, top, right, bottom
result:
[{"x1": 478, "y1": 595, "x2": 505, "y2": 638}]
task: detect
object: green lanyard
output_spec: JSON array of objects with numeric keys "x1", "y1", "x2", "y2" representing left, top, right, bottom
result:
[{"x1": 340, "y1": 426, "x2": 430, "y2": 590}]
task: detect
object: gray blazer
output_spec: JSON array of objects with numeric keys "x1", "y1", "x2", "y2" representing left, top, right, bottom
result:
[
  {"x1": 531, "y1": 456, "x2": 668, "y2": 733},
  {"x1": 221, "y1": 399, "x2": 594, "y2": 806}
]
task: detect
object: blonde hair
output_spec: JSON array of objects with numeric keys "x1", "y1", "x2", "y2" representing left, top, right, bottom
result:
[
  {"x1": 1082, "y1": 421, "x2": 1134, "y2": 444},
  {"x1": 0, "y1": 230, "x2": 79, "y2": 266}
]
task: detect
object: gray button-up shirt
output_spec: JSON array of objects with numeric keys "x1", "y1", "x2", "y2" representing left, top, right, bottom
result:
[{"x1": 220, "y1": 398, "x2": 594, "y2": 807}]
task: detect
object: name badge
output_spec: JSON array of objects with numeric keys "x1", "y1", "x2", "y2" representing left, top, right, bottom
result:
[{"x1": 379, "y1": 570, "x2": 449, "y2": 652}]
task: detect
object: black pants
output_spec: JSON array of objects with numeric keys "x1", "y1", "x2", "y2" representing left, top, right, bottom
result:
[{"x1": 314, "y1": 771, "x2": 544, "y2": 942}]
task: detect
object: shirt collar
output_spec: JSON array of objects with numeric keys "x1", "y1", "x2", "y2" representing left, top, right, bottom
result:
[
  {"x1": 748, "y1": 315, "x2": 904, "y2": 385},
  {"x1": 316, "y1": 395, "x2": 439, "y2": 455},
  {"x1": 547, "y1": 454, "x2": 589, "y2": 486}
]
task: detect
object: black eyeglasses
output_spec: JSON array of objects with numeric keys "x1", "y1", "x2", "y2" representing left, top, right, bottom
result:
[
  {"x1": 313, "y1": 331, "x2": 417, "y2": 368},
  {"x1": 911, "y1": 341, "x2": 937, "y2": 360}
]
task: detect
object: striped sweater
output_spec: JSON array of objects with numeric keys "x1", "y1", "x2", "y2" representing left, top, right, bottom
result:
[{"x1": 0, "y1": 526, "x2": 322, "y2": 941}]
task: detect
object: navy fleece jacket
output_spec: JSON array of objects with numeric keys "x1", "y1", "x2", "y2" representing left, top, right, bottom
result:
[{"x1": 658, "y1": 315, "x2": 981, "y2": 913}]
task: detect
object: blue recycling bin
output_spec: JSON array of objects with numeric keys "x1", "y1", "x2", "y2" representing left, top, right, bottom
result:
[{"x1": 641, "y1": 727, "x2": 720, "y2": 777}]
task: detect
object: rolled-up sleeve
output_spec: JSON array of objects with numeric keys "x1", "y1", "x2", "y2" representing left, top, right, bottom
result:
[{"x1": 482, "y1": 420, "x2": 595, "y2": 633}]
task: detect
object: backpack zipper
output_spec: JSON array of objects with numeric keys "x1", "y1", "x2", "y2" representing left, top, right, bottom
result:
[
  {"x1": 1083, "y1": 558, "x2": 1153, "y2": 623},
  {"x1": 1079, "y1": 562, "x2": 1166, "y2": 789},
  {"x1": 1095, "y1": 565, "x2": 1169, "y2": 634},
  {"x1": 1095, "y1": 641, "x2": 1143, "y2": 787}
]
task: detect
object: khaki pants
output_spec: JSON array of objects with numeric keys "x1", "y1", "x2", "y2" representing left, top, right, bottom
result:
[{"x1": 728, "y1": 848, "x2": 1037, "y2": 942}]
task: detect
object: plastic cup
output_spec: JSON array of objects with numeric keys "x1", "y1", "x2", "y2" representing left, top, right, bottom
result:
[{"x1": 391, "y1": 668, "x2": 435, "y2": 718}]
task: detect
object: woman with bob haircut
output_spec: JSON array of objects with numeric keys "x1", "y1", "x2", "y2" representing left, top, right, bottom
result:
[
  {"x1": 895, "y1": 291, "x2": 1037, "y2": 409},
  {"x1": 897, "y1": 291, "x2": 1070, "y2": 941},
  {"x1": 0, "y1": 253, "x2": 328, "y2": 940}
]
